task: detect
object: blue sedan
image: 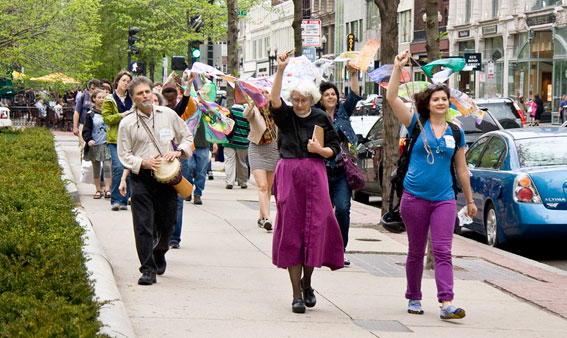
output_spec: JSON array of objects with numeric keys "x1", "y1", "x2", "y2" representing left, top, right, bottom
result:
[{"x1": 455, "y1": 127, "x2": 567, "y2": 247}]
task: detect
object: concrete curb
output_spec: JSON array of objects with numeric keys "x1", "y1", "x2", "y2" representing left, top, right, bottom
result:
[
  {"x1": 54, "y1": 141, "x2": 136, "y2": 338},
  {"x1": 456, "y1": 233, "x2": 567, "y2": 277},
  {"x1": 54, "y1": 143, "x2": 79, "y2": 203}
]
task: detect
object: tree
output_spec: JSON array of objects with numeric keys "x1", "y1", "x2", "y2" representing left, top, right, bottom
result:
[
  {"x1": 424, "y1": 0, "x2": 440, "y2": 270},
  {"x1": 374, "y1": 0, "x2": 400, "y2": 219},
  {"x1": 0, "y1": 0, "x2": 101, "y2": 81},
  {"x1": 226, "y1": 0, "x2": 238, "y2": 107},
  {"x1": 292, "y1": 0, "x2": 303, "y2": 56}
]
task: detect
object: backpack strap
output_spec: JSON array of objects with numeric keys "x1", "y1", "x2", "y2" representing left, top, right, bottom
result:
[{"x1": 447, "y1": 122, "x2": 462, "y2": 198}]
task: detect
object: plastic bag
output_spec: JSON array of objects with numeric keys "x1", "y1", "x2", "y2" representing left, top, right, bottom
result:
[
  {"x1": 457, "y1": 206, "x2": 473, "y2": 227},
  {"x1": 79, "y1": 160, "x2": 94, "y2": 184}
]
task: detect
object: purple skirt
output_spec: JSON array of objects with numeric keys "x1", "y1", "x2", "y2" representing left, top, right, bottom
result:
[{"x1": 272, "y1": 158, "x2": 344, "y2": 270}]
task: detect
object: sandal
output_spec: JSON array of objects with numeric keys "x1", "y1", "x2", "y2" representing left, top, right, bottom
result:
[
  {"x1": 93, "y1": 191, "x2": 103, "y2": 199},
  {"x1": 104, "y1": 191, "x2": 111, "y2": 199}
]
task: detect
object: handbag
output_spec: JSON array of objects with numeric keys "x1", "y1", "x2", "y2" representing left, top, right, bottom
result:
[{"x1": 339, "y1": 144, "x2": 365, "y2": 191}]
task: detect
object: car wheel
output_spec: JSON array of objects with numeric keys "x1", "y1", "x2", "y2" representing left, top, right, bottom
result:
[
  {"x1": 485, "y1": 204, "x2": 499, "y2": 247},
  {"x1": 353, "y1": 191, "x2": 369, "y2": 204}
]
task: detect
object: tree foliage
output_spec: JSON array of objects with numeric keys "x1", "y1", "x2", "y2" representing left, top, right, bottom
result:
[
  {"x1": 0, "y1": 0, "x2": 101, "y2": 81},
  {"x1": 93, "y1": 0, "x2": 227, "y2": 81}
]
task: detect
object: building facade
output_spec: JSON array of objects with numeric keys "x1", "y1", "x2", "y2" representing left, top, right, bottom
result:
[{"x1": 448, "y1": 0, "x2": 567, "y2": 114}]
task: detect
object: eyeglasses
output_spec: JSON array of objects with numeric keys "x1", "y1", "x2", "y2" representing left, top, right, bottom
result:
[{"x1": 291, "y1": 97, "x2": 310, "y2": 105}]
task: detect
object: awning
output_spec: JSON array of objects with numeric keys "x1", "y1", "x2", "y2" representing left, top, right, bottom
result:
[{"x1": 30, "y1": 72, "x2": 79, "y2": 84}]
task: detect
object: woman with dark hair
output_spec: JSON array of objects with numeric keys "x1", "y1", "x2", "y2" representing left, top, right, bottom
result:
[
  {"x1": 243, "y1": 90, "x2": 280, "y2": 231},
  {"x1": 386, "y1": 51, "x2": 477, "y2": 320},
  {"x1": 102, "y1": 70, "x2": 133, "y2": 211},
  {"x1": 270, "y1": 51, "x2": 344, "y2": 314},
  {"x1": 316, "y1": 61, "x2": 361, "y2": 266}
]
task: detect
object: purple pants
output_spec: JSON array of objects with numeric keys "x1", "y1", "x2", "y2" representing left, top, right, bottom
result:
[{"x1": 400, "y1": 190, "x2": 456, "y2": 302}]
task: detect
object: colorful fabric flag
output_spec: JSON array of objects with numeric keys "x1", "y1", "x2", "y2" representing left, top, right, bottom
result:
[
  {"x1": 368, "y1": 64, "x2": 410, "y2": 83},
  {"x1": 334, "y1": 51, "x2": 359, "y2": 62},
  {"x1": 351, "y1": 40, "x2": 380, "y2": 71},
  {"x1": 421, "y1": 58, "x2": 466, "y2": 78},
  {"x1": 237, "y1": 80, "x2": 268, "y2": 107},
  {"x1": 283, "y1": 55, "x2": 323, "y2": 82}
]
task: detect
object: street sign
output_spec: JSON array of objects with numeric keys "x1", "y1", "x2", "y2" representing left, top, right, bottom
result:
[
  {"x1": 302, "y1": 47, "x2": 317, "y2": 62},
  {"x1": 464, "y1": 53, "x2": 482, "y2": 71},
  {"x1": 301, "y1": 19, "x2": 321, "y2": 47}
]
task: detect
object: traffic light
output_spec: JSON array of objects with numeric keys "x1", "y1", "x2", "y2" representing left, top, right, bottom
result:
[
  {"x1": 128, "y1": 26, "x2": 140, "y2": 54},
  {"x1": 347, "y1": 34, "x2": 356, "y2": 52},
  {"x1": 191, "y1": 41, "x2": 202, "y2": 62}
]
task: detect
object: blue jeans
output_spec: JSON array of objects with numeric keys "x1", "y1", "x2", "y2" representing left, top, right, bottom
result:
[
  {"x1": 186, "y1": 147, "x2": 209, "y2": 197},
  {"x1": 108, "y1": 143, "x2": 129, "y2": 206},
  {"x1": 327, "y1": 167, "x2": 352, "y2": 249},
  {"x1": 171, "y1": 158, "x2": 189, "y2": 244}
]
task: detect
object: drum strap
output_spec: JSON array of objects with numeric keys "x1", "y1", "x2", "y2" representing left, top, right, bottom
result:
[{"x1": 138, "y1": 112, "x2": 164, "y2": 156}]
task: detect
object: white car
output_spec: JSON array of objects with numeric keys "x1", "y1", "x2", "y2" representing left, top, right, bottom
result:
[{"x1": 0, "y1": 107, "x2": 12, "y2": 127}]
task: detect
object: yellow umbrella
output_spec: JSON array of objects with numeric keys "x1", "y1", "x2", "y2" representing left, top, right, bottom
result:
[
  {"x1": 30, "y1": 72, "x2": 79, "y2": 84},
  {"x1": 12, "y1": 71, "x2": 27, "y2": 80}
]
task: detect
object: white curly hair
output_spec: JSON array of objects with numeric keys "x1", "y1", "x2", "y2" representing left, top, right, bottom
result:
[{"x1": 284, "y1": 78, "x2": 321, "y2": 104}]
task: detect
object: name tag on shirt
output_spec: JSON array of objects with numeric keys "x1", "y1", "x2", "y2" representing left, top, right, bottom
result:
[
  {"x1": 159, "y1": 128, "x2": 173, "y2": 141},
  {"x1": 444, "y1": 134, "x2": 455, "y2": 149}
]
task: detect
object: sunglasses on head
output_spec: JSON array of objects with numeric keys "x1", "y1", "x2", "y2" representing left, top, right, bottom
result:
[{"x1": 427, "y1": 83, "x2": 447, "y2": 90}]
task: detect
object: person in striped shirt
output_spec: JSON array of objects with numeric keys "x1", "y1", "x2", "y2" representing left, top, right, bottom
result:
[{"x1": 224, "y1": 104, "x2": 251, "y2": 189}]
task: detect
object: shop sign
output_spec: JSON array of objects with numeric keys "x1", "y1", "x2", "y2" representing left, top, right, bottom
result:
[
  {"x1": 458, "y1": 30, "x2": 470, "y2": 38},
  {"x1": 482, "y1": 25, "x2": 497, "y2": 35},
  {"x1": 526, "y1": 13, "x2": 556, "y2": 27},
  {"x1": 464, "y1": 53, "x2": 482, "y2": 71}
]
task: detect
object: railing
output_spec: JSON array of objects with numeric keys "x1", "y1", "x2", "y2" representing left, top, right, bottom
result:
[{"x1": 8, "y1": 106, "x2": 75, "y2": 130}]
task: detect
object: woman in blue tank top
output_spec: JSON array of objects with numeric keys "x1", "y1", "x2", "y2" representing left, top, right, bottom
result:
[{"x1": 386, "y1": 51, "x2": 477, "y2": 320}]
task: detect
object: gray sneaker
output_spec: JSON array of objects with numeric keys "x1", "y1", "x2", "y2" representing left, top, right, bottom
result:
[
  {"x1": 193, "y1": 195, "x2": 202, "y2": 205},
  {"x1": 119, "y1": 205, "x2": 128, "y2": 210},
  {"x1": 111, "y1": 204, "x2": 120, "y2": 211}
]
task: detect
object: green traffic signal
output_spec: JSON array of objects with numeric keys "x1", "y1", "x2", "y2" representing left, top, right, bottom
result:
[{"x1": 192, "y1": 48, "x2": 201, "y2": 58}]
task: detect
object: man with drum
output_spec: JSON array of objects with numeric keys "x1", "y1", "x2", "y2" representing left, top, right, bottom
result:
[{"x1": 118, "y1": 76, "x2": 193, "y2": 285}]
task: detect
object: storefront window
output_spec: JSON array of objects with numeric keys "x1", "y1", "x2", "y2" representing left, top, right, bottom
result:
[
  {"x1": 481, "y1": 36, "x2": 504, "y2": 98},
  {"x1": 553, "y1": 27, "x2": 567, "y2": 115},
  {"x1": 531, "y1": 31, "x2": 553, "y2": 59}
]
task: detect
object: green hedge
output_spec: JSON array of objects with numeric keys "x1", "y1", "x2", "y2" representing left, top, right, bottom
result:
[{"x1": 0, "y1": 128, "x2": 103, "y2": 337}]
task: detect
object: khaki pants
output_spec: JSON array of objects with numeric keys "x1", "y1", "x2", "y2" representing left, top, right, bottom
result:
[
  {"x1": 78, "y1": 123, "x2": 85, "y2": 155},
  {"x1": 224, "y1": 147, "x2": 248, "y2": 186}
]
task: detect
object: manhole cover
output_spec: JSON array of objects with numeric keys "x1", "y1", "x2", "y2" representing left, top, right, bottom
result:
[
  {"x1": 356, "y1": 238, "x2": 381, "y2": 242},
  {"x1": 353, "y1": 319, "x2": 412, "y2": 332}
]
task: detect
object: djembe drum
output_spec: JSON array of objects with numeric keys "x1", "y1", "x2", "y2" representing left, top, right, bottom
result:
[{"x1": 153, "y1": 158, "x2": 193, "y2": 198}]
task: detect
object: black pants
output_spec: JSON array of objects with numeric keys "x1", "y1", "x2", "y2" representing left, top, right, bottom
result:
[{"x1": 131, "y1": 169, "x2": 177, "y2": 273}]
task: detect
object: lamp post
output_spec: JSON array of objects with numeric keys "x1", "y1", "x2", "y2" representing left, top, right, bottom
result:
[{"x1": 267, "y1": 47, "x2": 278, "y2": 75}]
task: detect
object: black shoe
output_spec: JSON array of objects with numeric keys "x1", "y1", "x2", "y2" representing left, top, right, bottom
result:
[
  {"x1": 344, "y1": 258, "x2": 351, "y2": 266},
  {"x1": 292, "y1": 298, "x2": 306, "y2": 313},
  {"x1": 300, "y1": 278, "x2": 316, "y2": 308},
  {"x1": 155, "y1": 253, "x2": 167, "y2": 275},
  {"x1": 208, "y1": 172, "x2": 214, "y2": 180},
  {"x1": 138, "y1": 271, "x2": 156, "y2": 285},
  {"x1": 193, "y1": 195, "x2": 202, "y2": 205},
  {"x1": 240, "y1": 184, "x2": 247, "y2": 189},
  {"x1": 169, "y1": 242, "x2": 180, "y2": 249},
  {"x1": 185, "y1": 194, "x2": 192, "y2": 202},
  {"x1": 225, "y1": 184, "x2": 233, "y2": 189}
]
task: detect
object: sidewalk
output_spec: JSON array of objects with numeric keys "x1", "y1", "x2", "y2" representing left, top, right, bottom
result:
[{"x1": 55, "y1": 133, "x2": 567, "y2": 338}]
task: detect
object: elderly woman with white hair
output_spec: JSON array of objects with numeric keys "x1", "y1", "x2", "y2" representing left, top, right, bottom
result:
[{"x1": 270, "y1": 51, "x2": 345, "y2": 314}]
